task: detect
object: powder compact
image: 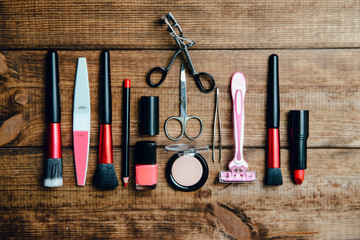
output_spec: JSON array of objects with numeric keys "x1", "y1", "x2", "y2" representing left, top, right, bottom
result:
[{"x1": 165, "y1": 144, "x2": 209, "y2": 192}]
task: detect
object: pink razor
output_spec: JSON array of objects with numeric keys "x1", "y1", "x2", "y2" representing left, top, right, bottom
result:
[{"x1": 219, "y1": 72, "x2": 256, "y2": 183}]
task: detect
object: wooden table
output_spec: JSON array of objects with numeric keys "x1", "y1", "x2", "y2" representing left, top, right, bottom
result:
[{"x1": 0, "y1": 1, "x2": 359, "y2": 239}]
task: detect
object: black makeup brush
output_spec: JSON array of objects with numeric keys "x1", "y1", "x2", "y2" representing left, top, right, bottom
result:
[
  {"x1": 44, "y1": 50, "x2": 63, "y2": 187},
  {"x1": 93, "y1": 50, "x2": 119, "y2": 190},
  {"x1": 265, "y1": 54, "x2": 283, "y2": 186}
]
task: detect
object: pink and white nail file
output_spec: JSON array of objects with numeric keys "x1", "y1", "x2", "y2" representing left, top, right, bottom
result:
[
  {"x1": 219, "y1": 72, "x2": 256, "y2": 183},
  {"x1": 73, "y1": 58, "x2": 90, "y2": 186}
]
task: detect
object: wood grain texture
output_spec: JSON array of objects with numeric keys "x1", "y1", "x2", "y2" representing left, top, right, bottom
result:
[
  {"x1": 0, "y1": 1, "x2": 359, "y2": 239},
  {"x1": 0, "y1": 147, "x2": 359, "y2": 239},
  {"x1": 0, "y1": 50, "x2": 359, "y2": 148},
  {"x1": 0, "y1": 1, "x2": 359, "y2": 49}
]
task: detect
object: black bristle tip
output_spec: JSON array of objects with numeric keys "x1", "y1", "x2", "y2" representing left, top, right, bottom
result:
[
  {"x1": 265, "y1": 168, "x2": 283, "y2": 186},
  {"x1": 93, "y1": 164, "x2": 119, "y2": 190},
  {"x1": 44, "y1": 158, "x2": 63, "y2": 187}
]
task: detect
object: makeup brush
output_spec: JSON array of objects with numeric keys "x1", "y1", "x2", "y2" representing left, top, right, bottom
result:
[
  {"x1": 93, "y1": 50, "x2": 119, "y2": 190},
  {"x1": 44, "y1": 50, "x2": 63, "y2": 187},
  {"x1": 265, "y1": 54, "x2": 283, "y2": 186}
]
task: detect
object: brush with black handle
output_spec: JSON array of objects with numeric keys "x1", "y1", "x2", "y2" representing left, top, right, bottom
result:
[
  {"x1": 44, "y1": 50, "x2": 63, "y2": 187},
  {"x1": 265, "y1": 54, "x2": 283, "y2": 186},
  {"x1": 93, "y1": 50, "x2": 119, "y2": 190}
]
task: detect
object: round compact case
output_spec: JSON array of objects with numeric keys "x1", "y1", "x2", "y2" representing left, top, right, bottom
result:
[{"x1": 165, "y1": 144, "x2": 209, "y2": 192}]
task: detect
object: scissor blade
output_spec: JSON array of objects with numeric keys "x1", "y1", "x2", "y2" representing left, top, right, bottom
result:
[
  {"x1": 179, "y1": 63, "x2": 187, "y2": 116},
  {"x1": 180, "y1": 62, "x2": 186, "y2": 82}
]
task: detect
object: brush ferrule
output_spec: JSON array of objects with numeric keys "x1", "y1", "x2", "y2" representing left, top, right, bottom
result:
[
  {"x1": 99, "y1": 124, "x2": 113, "y2": 164},
  {"x1": 267, "y1": 128, "x2": 280, "y2": 168},
  {"x1": 47, "y1": 123, "x2": 62, "y2": 159}
]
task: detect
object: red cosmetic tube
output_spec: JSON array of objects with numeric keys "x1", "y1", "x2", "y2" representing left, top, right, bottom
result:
[
  {"x1": 98, "y1": 124, "x2": 113, "y2": 164},
  {"x1": 267, "y1": 128, "x2": 280, "y2": 169},
  {"x1": 47, "y1": 123, "x2": 62, "y2": 159}
]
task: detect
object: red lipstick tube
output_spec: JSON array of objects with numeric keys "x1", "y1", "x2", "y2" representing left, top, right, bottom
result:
[{"x1": 290, "y1": 110, "x2": 309, "y2": 185}]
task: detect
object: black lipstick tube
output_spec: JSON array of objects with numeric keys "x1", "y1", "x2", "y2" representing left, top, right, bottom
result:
[{"x1": 290, "y1": 110, "x2": 309, "y2": 170}]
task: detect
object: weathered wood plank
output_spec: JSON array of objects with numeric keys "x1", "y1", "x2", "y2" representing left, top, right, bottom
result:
[
  {"x1": 0, "y1": 1, "x2": 359, "y2": 49},
  {"x1": 1, "y1": 207, "x2": 358, "y2": 239},
  {"x1": 0, "y1": 148, "x2": 359, "y2": 239},
  {"x1": 0, "y1": 50, "x2": 359, "y2": 148}
]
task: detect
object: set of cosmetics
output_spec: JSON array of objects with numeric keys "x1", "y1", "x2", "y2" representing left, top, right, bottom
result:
[{"x1": 44, "y1": 13, "x2": 309, "y2": 191}]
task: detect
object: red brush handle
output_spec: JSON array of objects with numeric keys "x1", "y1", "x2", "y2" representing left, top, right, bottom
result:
[
  {"x1": 99, "y1": 124, "x2": 113, "y2": 164},
  {"x1": 267, "y1": 128, "x2": 280, "y2": 168},
  {"x1": 47, "y1": 123, "x2": 62, "y2": 159}
]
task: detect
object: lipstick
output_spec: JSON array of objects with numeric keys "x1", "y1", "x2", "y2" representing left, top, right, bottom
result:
[
  {"x1": 289, "y1": 110, "x2": 309, "y2": 185},
  {"x1": 265, "y1": 54, "x2": 283, "y2": 186}
]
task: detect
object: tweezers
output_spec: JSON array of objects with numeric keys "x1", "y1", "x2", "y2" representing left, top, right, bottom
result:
[{"x1": 212, "y1": 87, "x2": 222, "y2": 162}]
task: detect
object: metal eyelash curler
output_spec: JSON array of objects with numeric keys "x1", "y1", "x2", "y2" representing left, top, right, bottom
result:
[{"x1": 146, "y1": 12, "x2": 216, "y2": 93}]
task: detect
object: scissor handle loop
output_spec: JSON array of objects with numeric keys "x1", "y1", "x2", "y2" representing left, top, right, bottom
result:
[
  {"x1": 194, "y1": 72, "x2": 216, "y2": 93},
  {"x1": 184, "y1": 116, "x2": 203, "y2": 140},
  {"x1": 164, "y1": 117, "x2": 185, "y2": 141},
  {"x1": 146, "y1": 67, "x2": 168, "y2": 88}
]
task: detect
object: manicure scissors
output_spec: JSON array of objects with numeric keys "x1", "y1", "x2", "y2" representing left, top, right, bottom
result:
[
  {"x1": 147, "y1": 12, "x2": 215, "y2": 93},
  {"x1": 164, "y1": 63, "x2": 203, "y2": 140}
]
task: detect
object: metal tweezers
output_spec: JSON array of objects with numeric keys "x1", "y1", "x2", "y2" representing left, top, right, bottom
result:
[{"x1": 213, "y1": 87, "x2": 222, "y2": 162}]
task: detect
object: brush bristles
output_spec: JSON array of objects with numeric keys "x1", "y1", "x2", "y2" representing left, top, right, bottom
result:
[
  {"x1": 93, "y1": 164, "x2": 119, "y2": 190},
  {"x1": 265, "y1": 168, "x2": 283, "y2": 185},
  {"x1": 44, "y1": 158, "x2": 63, "y2": 187}
]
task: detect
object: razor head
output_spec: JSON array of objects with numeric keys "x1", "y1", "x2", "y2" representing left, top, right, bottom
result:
[{"x1": 219, "y1": 170, "x2": 256, "y2": 183}]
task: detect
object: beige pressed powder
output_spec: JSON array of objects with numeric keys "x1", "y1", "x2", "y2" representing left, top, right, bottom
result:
[
  {"x1": 171, "y1": 156, "x2": 203, "y2": 186},
  {"x1": 165, "y1": 144, "x2": 209, "y2": 191}
]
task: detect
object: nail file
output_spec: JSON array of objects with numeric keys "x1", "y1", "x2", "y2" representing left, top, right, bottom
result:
[
  {"x1": 73, "y1": 57, "x2": 90, "y2": 186},
  {"x1": 219, "y1": 72, "x2": 256, "y2": 183}
]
